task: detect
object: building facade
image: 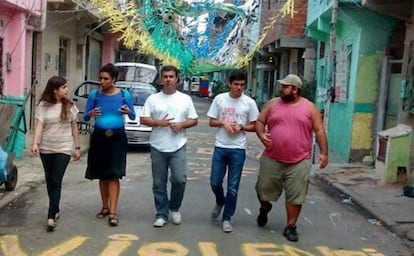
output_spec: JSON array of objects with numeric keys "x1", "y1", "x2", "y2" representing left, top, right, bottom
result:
[
  {"x1": 307, "y1": 0, "x2": 398, "y2": 163},
  {"x1": 252, "y1": 0, "x2": 315, "y2": 109}
]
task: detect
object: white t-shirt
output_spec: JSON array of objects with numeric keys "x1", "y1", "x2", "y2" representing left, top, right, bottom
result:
[
  {"x1": 35, "y1": 102, "x2": 79, "y2": 155},
  {"x1": 141, "y1": 91, "x2": 198, "y2": 152},
  {"x1": 207, "y1": 92, "x2": 259, "y2": 149}
]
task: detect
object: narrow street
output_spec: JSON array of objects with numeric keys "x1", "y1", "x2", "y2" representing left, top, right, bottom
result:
[{"x1": 0, "y1": 96, "x2": 411, "y2": 256}]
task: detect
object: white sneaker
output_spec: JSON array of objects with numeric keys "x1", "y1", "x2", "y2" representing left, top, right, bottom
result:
[
  {"x1": 222, "y1": 220, "x2": 233, "y2": 233},
  {"x1": 153, "y1": 218, "x2": 167, "y2": 227},
  {"x1": 47, "y1": 219, "x2": 56, "y2": 232},
  {"x1": 211, "y1": 204, "x2": 224, "y2": 219},
  {"x1": 171, "y1": 211, "x2": 181, "y2": 225}
]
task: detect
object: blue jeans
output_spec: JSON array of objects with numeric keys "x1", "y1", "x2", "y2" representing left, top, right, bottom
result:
[
  {"x1": 151, "y1": 146, "x2": 187, "y2": 220},
  {"x1": 210, "y1": 147, "x2": 246, "y2": 221},
  {"x1": 40, "y1": 153, "x2": 70, "y2": 219}
]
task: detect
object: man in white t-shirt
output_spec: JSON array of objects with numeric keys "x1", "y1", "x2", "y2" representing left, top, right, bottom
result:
[
  {"x1": 140, "y1": 65, "x2": 198, "y2": 228},
  {"x1": 207, "y1": 70, "x2": 259, "y2": 233}
]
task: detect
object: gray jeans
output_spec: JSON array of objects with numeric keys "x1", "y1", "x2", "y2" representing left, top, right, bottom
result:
[{"x1": 150, "y1": 145, "x2": 187, "y2": 220}]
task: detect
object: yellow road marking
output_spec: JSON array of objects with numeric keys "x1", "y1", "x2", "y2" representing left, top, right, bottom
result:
[
  {"x1": 138, "y1": 242, "x2": 189, "y2": 255},
  {"x1": 100, "y1": 241, "x2": 132, "y2": 256},
  {"x1": 0, "y1": 235, "x2": 27, "y2": 256},
  {"x1": 199, "y1": 242, "x2": 218, "y2": 256},
  {"x1": 0, "y1": 234, "x2": 389, "y2": 255},
  {"x1": 38, "y1": 236, "x2": 88, "y2": 256}
]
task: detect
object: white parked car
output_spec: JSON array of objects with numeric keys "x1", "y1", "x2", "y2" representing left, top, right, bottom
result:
[{"x1": 71, "y1": 62, "x2": 158, "y2": 146}]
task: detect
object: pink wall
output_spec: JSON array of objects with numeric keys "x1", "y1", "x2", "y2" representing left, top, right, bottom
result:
[
  {"x1": 1, "y1": 0, "x2": 44, "y2": 97},
  {"x1": 4, "y1": 0, "x2": 42, "y2": 15},
  {"x1": 102, "y1": 33, "x2": 120, "y2": 65},
  {"x1": 2, "y1": 12, "x2": 27, "y2": 96}
]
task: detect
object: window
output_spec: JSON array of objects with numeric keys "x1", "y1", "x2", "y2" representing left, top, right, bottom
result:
[
  {"x1": 127, "y1": 85, "x2": 157, "y2": 106},
  {"x1": 319, "y1": 42, "x2": 325, "y2": 59},
  {"x1": 334, "y1": 44, "x2": 352, "y2": 102},
  {"x1": 59, "y1": 37, "x2": 69, "y2": 77},
  {"x1": 74, "y1": 81, "x2": 100, "y2": 98}
]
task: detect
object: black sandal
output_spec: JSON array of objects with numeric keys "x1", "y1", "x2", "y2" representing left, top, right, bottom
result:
[
  {"x1": 96, "y1": 208, "x2": 110, "y2": 219},
  {"x1": 108, "y1": 213, "x2": 118, "y2": 226}
]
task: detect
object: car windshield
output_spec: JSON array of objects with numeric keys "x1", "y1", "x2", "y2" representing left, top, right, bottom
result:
[
  {"x1": 126, "y1": 86, "x2": 157, "y2": 106},
  {"x1": 117, "y1": 65, "x2": 157, "y2": 84}
]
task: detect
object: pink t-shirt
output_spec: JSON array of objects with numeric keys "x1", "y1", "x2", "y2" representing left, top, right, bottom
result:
[{"x1": 263, "y1": 98, "x2": 313, "y2": 163}]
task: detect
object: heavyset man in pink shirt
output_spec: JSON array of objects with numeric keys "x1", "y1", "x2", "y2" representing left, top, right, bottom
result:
[{"x1": 255, "y1": 74, "x2": 328, "y2": 242}]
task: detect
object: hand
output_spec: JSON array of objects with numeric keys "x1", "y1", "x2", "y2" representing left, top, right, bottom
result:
[
  {"x1": 72, "y1": 149, "x2": 81, "y2": 161},
  {"x1": 157, "y1": 114, "x2": 175, "y2": 127},
  {"x1": 169, "y1": 122, "x2": 183, "y2": 133},
  {"x1": 259, "y1": 133, "x2": 272, "y2": 147},
  {"x1": 31, "y1": 144, "x2": 39, "y2": 156},
  {"x1": 90, "y1": 107, "x2": 101, "y2": 117},
  {"x1": 223, "y1": 121, "x2": 237, "y2": 135},
  {"x1": 232, "y1": 123, "x2": 244, "y2": 133},
  {"x1": 119, "y1": 105, "x2": 129, "y2": 114},
  {"x1": 319, "y1": 154, "x2": 328, "y2": 169}
]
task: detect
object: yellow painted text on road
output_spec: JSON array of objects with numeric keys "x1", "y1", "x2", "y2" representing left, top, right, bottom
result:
[{"x1": 0, "y1": 234, "x2": 386, "y2": 256}]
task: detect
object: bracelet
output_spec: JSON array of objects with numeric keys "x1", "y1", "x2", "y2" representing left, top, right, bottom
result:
[{"x1": 75, "y1": 146, "x2": 81, "y2": 150}]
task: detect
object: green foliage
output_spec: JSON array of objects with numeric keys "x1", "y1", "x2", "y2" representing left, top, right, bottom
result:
[
  {"x1": 301, "y1": 79, "x2": 316, "y2": 102},
  {"x1": 212, "y1": 81, "x2": 229, "y2": 97},
  {"x1": 272, "y1": 78, "x2": 316, "y2": 102}
]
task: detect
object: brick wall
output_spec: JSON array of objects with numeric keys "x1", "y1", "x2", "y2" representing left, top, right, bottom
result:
[{"x1": 261, "y1": 0, "x2": 308, "y2": 47}]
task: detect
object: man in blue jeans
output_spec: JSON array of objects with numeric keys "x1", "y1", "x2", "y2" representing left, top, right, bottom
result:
[
  {"x1": 141, "y1": 65, "x2": 198, "y2": 227},
  {"x1": 207, "y1": 70, "x2": 259, "y2": 233}
]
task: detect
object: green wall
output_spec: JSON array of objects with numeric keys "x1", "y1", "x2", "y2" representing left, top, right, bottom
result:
[{"x1": 310, "y1": 7, "x2": 396, "y2": 162}]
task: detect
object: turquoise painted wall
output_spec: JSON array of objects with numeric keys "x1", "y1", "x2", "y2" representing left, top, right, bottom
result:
[
  {"x1": 309, "y1": 6, "x2": 396, "y2": 162},
  {"x1": 328, "y1": 103, "x2": 354, "y2": 162},
  {"x1": 307, "y1": 0, "x2": 362, "y2": 26}
]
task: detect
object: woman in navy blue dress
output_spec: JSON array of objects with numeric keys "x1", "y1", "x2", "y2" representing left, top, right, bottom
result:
[{"x1": 83, "y1": 63, "x2": 135, "y2": 226}]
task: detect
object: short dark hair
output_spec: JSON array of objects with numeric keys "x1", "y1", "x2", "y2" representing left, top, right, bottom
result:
[
  {"x1": 161, "y1": 65, "x2": 180, "y2": 83},
  {"x1": 161, "y1": 65, "x2": 179, "y2": 77},
  {"x1": 229, "y1": 70, "x2": 247, "y2": 83},
  {"x1": 99, "y1": 63, "x2": 118, "y2": 81}
]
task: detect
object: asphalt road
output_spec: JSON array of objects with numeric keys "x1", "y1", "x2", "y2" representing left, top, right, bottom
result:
[{"x1": 0, "y1": 96, "x2": 411, "y2": 255}]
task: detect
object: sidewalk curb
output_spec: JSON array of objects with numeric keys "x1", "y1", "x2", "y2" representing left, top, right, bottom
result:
[
  {"x1": 0, "y1": 148, "x2": 89, "y2": 211},
  {"x1": 313, "y1": 173, "x2": 407, "y2": 239},
  {"x1": 0, "y1": 180, "x2": 43, "y2": 210}
]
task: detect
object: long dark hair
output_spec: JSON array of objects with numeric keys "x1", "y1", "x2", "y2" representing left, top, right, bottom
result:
[{"x1": 38, "y1": 76, "x2": 73, "y2": 121}]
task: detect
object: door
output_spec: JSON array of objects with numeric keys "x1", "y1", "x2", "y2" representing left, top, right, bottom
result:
[
  {"x1": 71, "y1": 81, "x2": 100, "y2": 122},
  {"x1": 86, "y1": 38, "x2": 102, "y2": 81},
  {"x1": 384, "y1": 60, "x2": 402, "y2": 129}
]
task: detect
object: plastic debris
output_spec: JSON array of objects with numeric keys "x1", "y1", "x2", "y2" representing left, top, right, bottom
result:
[
  {"x1": 244, "y1": 208, "x2": 252, "y2": 215},
  {"x1": 342, "y1": 197, "x2": 353, "y2": 204},
  {"x1": 367, "y1": 219, "x2": 382, "y2": 226}
]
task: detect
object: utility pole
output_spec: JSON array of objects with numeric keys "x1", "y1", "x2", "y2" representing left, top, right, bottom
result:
[
  {"x1": 324, "y1": 0, "x2": 338, "y2": 129},
  {"x1": 329, "y1": 0, "x2": 338, "y2": 100}
]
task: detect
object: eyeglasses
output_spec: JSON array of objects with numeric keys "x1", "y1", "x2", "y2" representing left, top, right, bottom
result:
[{"x1": 99, "y1": 77, "x2": 111, "y2": 80}]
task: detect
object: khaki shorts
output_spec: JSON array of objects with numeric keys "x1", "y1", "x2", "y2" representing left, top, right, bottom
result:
[{"x1": 255, "y1": 155, "x2": 311, "y2": 205}]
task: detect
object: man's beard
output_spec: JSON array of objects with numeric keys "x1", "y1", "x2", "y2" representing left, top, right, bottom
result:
[{"x1": 280, "y1": 94, "x2": 295, "y2": 102}]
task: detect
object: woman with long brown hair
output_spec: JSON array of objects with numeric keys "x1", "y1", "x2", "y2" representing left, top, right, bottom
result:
[{"x1": 32, "y1": 76, "x2": 80, "y2": 231}]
